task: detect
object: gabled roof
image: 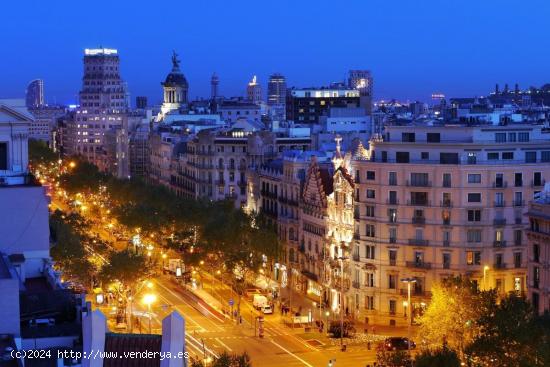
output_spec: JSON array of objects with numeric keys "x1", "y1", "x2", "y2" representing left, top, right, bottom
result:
[
  {"x1": 0, "y1": 99, "x2": 34, "y2": 122},
  {"x1": 318, "y1": 168, "x2": 333, "y2": 196},
  {"x1": 335, "y1": 166, "x2": 354, "y2": 188}
]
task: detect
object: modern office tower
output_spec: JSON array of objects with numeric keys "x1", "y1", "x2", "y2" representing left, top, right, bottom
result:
[
  {"x1": 351, "y1": 123, "x2": 549, "y2": 326},
  {"x1": 160, "y1": 51, "x2": 189, "y2": 117},
  {"x1": 136, "y1": 96, "x2": 148, "y2": 109},
  {"x1": 211, "y1": 72, "x2": 219, "y2": 100},
  {"x1": 526, "y1": 188, "x2": 550, "y2": 315},
  {"x1": 286, "y1": 87, "x2": 360, "y2": 124},
  {"x1": 246, "y1": 75, "x2": 262, "y2": 104},
  {"x1": 65, "y1": 48, "x2": 129, "y2": 177},
  {"x1": 267, "y1": 73, "x2": 286, "y2": 106},
  {"x1": 25, "y1": 79, "x2": 44, "y2": 108},
  {"x1": 348, "y1": 70, "x2": 373, "y2": 115}
]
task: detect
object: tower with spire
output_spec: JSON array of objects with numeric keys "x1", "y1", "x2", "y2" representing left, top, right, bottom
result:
[{"x1": 211, "y1": 72, "x2": 219, "y2": 100}]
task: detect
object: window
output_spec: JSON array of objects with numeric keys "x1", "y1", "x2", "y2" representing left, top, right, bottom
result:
[
  {"x1": 495, "y1": 133, "x2": 506, "y2": 143},
  {"x1": 365, "y1": 296, "x2": 374, "y2": 310},
  {"x1": 421, "y1": 152, "x2": 429, "y2": 160},
  {"x1": 514, "y1": 173, "x2": 523, "y2": 187},
  {"x1": 466, "y1": 251, "x2": 481, "y2": 265},
  {"x1": 0, "y1": 143, "x2": 7, "y2": 170},
  {"x1": 410, "y1": 192, "x2": 428, "y2": 206},
  {"x1": 410, "y1": 173, "x2": 429, "y2": 186},
  {"x1": 388, "y1": 227, "x2": 397, "y2": 243},
  {"x1": 534, "y1": 244, "x2": 540, "y2": 262},
  {"x1": 467, "y1": 153, "x2": 477, "y2": 165},
  {"x1": 366, "y1": 206, "x2": 375, "y2": 217},
  {"x1": 508, "y1": 132, "x2": 517, "y2": 142},
  {"x1": 502, "y1": 152, "x2": 514, "y2": 160},
  {"x1": 396, "y1": 152, "x2": 410, "y2": 163},
  {"x1": 389, "y1": 300, "x2": 396, "y2": 315},
  {"x1": 525, "y1": 151, "x2": 537, "y2": 163},
  {"x1": 514, "y1": 252, "x2": 522, "y2": 268},
  {"x1": 366, "y1": 189, "x2": 375, "y2": 199},
  {"x1": 495, "y1": 173, "x2": 504, "y2": 187},
  {"x1": 388, "y1": 208, "x2": 397, "y2": 223},
  {"x1": 366, "y1": 171, "x2": 375, "y2": 180},
  {"x1": 402, "y1": 132, "x2": 415, "y2": 142},
  {"x1": 514, "y1": 191, "x2": 523, "y2": 206},
  {"x1": 365, "y1": 273, "x2": 375, "y2": 287},
  {"x1": 495, "y1": 192, "x2": 504, "y2": 207},
  {"x1": 533, "y1": 172, "x2": 543, "y2": 186},
  {"x1": 388, "y1": 274, "x2": 396, "y2": 289},
  {"x1": 467, "y1": 230, "x2": 482, "y2": 243},
  {"x1": 427, "y1": 133, "x2": 440, "y2": 143},
  {"x1": 365, "y1": 245, "x2": 375, "y2": 260},
  {"x1": 468, "y1": 174, "x2": 481, "y2": 183},
  {"x1": 389, "y1": 249, "x2": 397, "y2": 266},
  {"x1": 366, "y1": 224, "x2": 375, "y2": 237},
  {"x1": 443, "y1": 253, "x2": 451, "y2": 269},
  {"x1": 443, "y1": 173, "x2": 452, "y2": 187},
  {"x1": 389, "y1": 172, "x2": 397, "y2": 186},
  {"x1": 468, "y1": 210, "x2": 481, "y2": 222},
  {"x1": 495, "y1": 253, "x2": 503, "y2": 267},
  {"x1": 468, "y1": 193, "x2": 481, "y2": 203},
  {"x1": 542, "y1": 151, "x2": 550, "y2": 162},
  {"x1": 518, "y1": 132, "x2": 529, "y2": 142},
  {"x1": 440, "y1": 153, "x2": 459, "y2": 164},
  {"x1": 488, "y1": 152, "x2": 499, "y2": 160},
  {"x1": 388, "y1": 191, "x2": 397, "y2": 205}
]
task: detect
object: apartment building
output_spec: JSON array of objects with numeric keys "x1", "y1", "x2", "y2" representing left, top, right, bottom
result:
[
  {"x1": 526, "y1": 188, "x2": 550, "y2": 315},
  {"x1": 351, "y1": 123, "x2": 549, "y2": 326}
]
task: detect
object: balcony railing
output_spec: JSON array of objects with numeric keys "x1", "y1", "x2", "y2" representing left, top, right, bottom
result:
[
  {"x1": 407, "y1": 200, "x2": 430, "y2": 206},
  {"x1": 408, "y1": 239, "x2": 429, "y2": 246},
  {"x1": 443, "y1": 240, "x2": 450, "y2": 247},
  {"x1": 493, "y1": 240, "x2": 507, "y2": 248},
  {"x1": 406, "y1": 180, "x2": 432, "y2": 187},
  {"x1": 406, "y1": 261, "x2": 432, "y2": 269},
  {"x1": 352, "y1": 253, "x2": 360, "y2": 261},
  {"x1": 352, "y1": 281, "x2": 360, "y2": 289},
  {"x1": 386, "y1": 199, "x2": 399, "y2": 205},
  {"x1": 513, "y1": 199, "x2": 525, "y2": 207},
  {"x1": 493, "y1": 218, "x2": 507, "y2": 226},
  {"x1": 493, "y1": 263, "x2": 507, "y2": 270},
  {"x1": 440, "y1": 200, "x2": 453, "y2": 208},
  {"x1": 399, "y1": 288, "x2": 431, "y2": 297},
  {"x1": 494, "y1": 201, "x2": 505, "y2": 208},
  {"x1": 531, "y1": 179, "x2": 546, "y2": 188},
  {"x1": 492, "y1": 181, "x2": 507, "y2": 188},
  {"x1": 412, "y1": 217, "x2": 426, "y2": 225}
]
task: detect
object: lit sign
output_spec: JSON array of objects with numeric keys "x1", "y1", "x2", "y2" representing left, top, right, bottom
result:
[{"x1": 85, "y1": 48, "x2": 118, "y2": 56}]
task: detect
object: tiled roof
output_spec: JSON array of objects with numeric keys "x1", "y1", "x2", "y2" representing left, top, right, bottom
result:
[{"x1": 318, "y1": 168, "x2": 333, "y2": 196}]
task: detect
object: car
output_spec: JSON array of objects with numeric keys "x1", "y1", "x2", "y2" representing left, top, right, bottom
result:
[
  {"x1": 262, "y1": 305, "x2": 273, "y2": 314},
  {"x1": 379, "y1": 337, "x2": 416, "y2": 351}
]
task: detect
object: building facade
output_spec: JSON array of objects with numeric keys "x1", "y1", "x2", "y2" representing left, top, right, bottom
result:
[
  {"x1": 247, "y1": 75, "x2": 262, "y2": 105},
  {"x1": 25, "y1": 79, "x2": 44, "y2": 108},
  {"x1": 286, "y1": 87, "x2": 360, "y2": 124}
]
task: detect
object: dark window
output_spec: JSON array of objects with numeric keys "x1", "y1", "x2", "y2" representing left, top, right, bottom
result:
[
  {"x1": 534, "y1": 172, "x2": 542, "y2": 186},
  {"x1": 488, "y1": 152, "x2": 499, "y2": 160},
  {"x1": 495, "y1": 133, "x2": 506, "y2": 143},
  {"x1": 402, "y1": 133, "x2": 415, "y2": 142},
  {"x1": 427, "y1": 133, "x2": 440, "y2": 143},
  {"x1": 533, "y1": 244, "x2": 540, "y2": 262},
  {"x1": 381, "y1": 151, "x2": 388, "y2": 162},
  {"x1": 421, "y1": 152, "x2": 429, "y2": 160},
  {"x1": 541, "y1": 151, "x2": 550, "y2": 162},
  {"x1": 515, "y1": 173, "x2": 523, "y2": 187},
  {"x1": 389, "y1": 172, "x2": 397, "y2": 186},
  {"x1": 443, "y1": 173, "x2": 452, "y2": 187},
  {"x1": 468, "y1": 210, "x2": 481, "y2": 221},
  {"x1": 396, "y1": 152, "x2": 410, "y2": 163},
  {"x1": 389, "y1": 250, "x2": 397, "y2": 266},
  {"x1": 366, "y1": 171, "x2": 375, "y2": 180},
  {"x1": 440, "y1": 153, "x2": 459, "y2": 164},
  {"x1": 468, "y1": 193, "x2": 481, "y2": 202},
  {"x1": 525, "y1": 151, "x2": 537, "y2": 163},
  {"x1": 502, "y1": 152, "x2": 514, "y2": 160},
  {"x1": 0, "y1": 143, "x2": 7, "y2": 170}
]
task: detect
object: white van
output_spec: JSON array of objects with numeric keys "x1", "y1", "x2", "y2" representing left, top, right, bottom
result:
[
  {"x1": 262, "y1": 305, "x2": 273, "y2": 314},
  {"x1": 253, "y1": 294, "x2": 268, "y2": 309}
]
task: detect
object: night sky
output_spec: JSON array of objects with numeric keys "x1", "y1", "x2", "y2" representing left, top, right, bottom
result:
[{"x1": 2, "y1": 0, "x2": 550, "y2": 105}]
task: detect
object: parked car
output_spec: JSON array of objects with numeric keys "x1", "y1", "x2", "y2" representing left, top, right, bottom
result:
[
  {"x1": 379, "y1": 337, "x2": 416, "y2": 351},
  {"x1": 262, "y1": 305, "x2": 273, "y2": 314}
]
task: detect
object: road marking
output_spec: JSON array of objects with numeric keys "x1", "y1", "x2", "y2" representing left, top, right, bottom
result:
[
  {"x1": 215, "y1": 338, "x2": 233, "y2": 352},
  {"x1": 270, "y1": 339, "x2": 314, "y2": 367}
]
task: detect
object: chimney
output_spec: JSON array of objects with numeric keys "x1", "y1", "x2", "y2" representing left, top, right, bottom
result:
[
  {"x1": 82, "y1": 310, "x2": 106, "y2": 367},
  {"x1": 161, "y1": 311, "x2": 187, "y2": 367}
]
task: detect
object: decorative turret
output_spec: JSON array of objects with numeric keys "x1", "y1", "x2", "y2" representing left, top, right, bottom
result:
[{"x1": 160, "y1": 51, "x2": 188, "y2": 116}]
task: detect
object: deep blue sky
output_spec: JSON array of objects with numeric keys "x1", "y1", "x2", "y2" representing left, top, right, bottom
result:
[{"x1": 2, "y1": 0, "x2": 550, "y2": 105}]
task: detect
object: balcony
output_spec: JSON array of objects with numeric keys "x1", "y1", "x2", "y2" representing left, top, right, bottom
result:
[
  {"x1": 406, "y1": 180, "x2": 432, "y2": 187},
  {"x1": 400, "y1": 288, "x2": 431, "y2": 297},
  {"x1": 513, "y1": 199, "x2": 525, "y2": 207},
  {"x1": 353, "y1": 233, "x2": 361, "y2": 240},
  {"x1": 493, "y1": 218, "x2": 507, "y2": 226},
  {"x1": 494, "y1": 201, "x2": 505, "y2": 208},
  {"x1": 386, "y1": 199, "x2": 399, "y2": 205},
  {"x1": 352, "y1": 281, "x2": 360, "y2": 289},
  {"x1": 493, "y1": 240, "x2": 507, "y2": 248},
  {"x1": 492, "y1": 181, "x2": 508, "y2": 188},
  {"x1": 412, "y1": 217, "x2": 426, "y2": 225},
  {"x1": 493, "y1": 263, "x2": 507, "y2": 270},
  {"x1": 408, "y1": 239, "x2": 429, "y2": 246},
  {"x1": 215, "y1": 179, "x2": 225, "y2": 185},
  {"x1": 531, "y1": 179, "x2": 546, "y2": 188},
  {"x1": 352, "y1": 253, "x2": 360, "y2": 261},
  {"x1": 407, "y1": 200, "x2": 430, "y2": 207},
  {"x1": 443, "y1": 240, "x2": 450, "y2": 247},
  {"x1": 440, "y1": 200, "x2": 453, "y2": 208},
  {"x1": 406, "y1": 261, "x2": 432, "y2": 270}
]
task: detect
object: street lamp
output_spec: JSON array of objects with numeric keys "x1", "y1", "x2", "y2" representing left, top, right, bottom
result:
[
  {"x1": 401, "y1": 277, "x2": 417, "y2": 356},
  {"x1": 142, "y1": 293, "x2": 157, "y2": 334}
]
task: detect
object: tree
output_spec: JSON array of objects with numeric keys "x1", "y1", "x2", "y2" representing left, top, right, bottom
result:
[
  {"x1": 414, "y1": 347, "x2": 460, "y2": 367},
  {"x1": 376, "y1": 349, "x2": 412, "y2": 367},
  {"x1": 328, "y1": 320, "x2": 355, "y2": 338},
  {"x1": 418, "y1": 276, "x2": 494, "y2": 355},
  {"x1": 28, "y1": 139, "x2": 58, "y2": 166},
  {"x1": 465, "y1": 294, "x2": 548, "y2": 366},
  {"x1": 99, "y1": 249, "x2": 151, "y2": 288}
]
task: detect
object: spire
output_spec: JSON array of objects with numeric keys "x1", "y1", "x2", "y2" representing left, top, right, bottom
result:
[
  {"x1": 332, "y1": 135, "x2": 344, "y2": 169},
  {"x1": 171, "y1": 50, "x2": 180, "y2": 72}
]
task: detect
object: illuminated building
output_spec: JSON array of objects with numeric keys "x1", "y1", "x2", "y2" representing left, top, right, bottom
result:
[
  {"x1": 348, "y1": 70, "x2": 373, "y2": 115},
  {"x1": 286, "y1": 87, "x2": 360, "y2": 124},
  {"x1": 267, "y1": 73, "x2": 286, "y2": 106},
  {"x1": 25, "y1": 79, "x2": 44, "y2": 108},
  {"x1": 352, "y1": 123, "x2": 547, "y2": 326},
  {"x1": 246, "y1": 75, "x2": 263, "y2": 104},
  {"x1": 526, "y1": 188, "x2": 550, "y2": 315},
  {"x1": 160, "y1": 51, "x2": 189, "y2": 116}
]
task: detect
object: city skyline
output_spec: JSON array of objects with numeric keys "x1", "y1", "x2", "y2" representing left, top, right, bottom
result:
[{"x1": 2, "y1": 0, "x2": 550, "y2": 104}]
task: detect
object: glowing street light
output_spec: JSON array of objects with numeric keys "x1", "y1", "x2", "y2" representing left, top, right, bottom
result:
[
  {"x1": 142, "y1": 293, "x2": 157, "y2": 333},
  {"x1": 483, "y1": 265, "x2": 490, "y2": 290},
  {"x1": 401, "y1": 277, "x2": 417, "y2": 355}
]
